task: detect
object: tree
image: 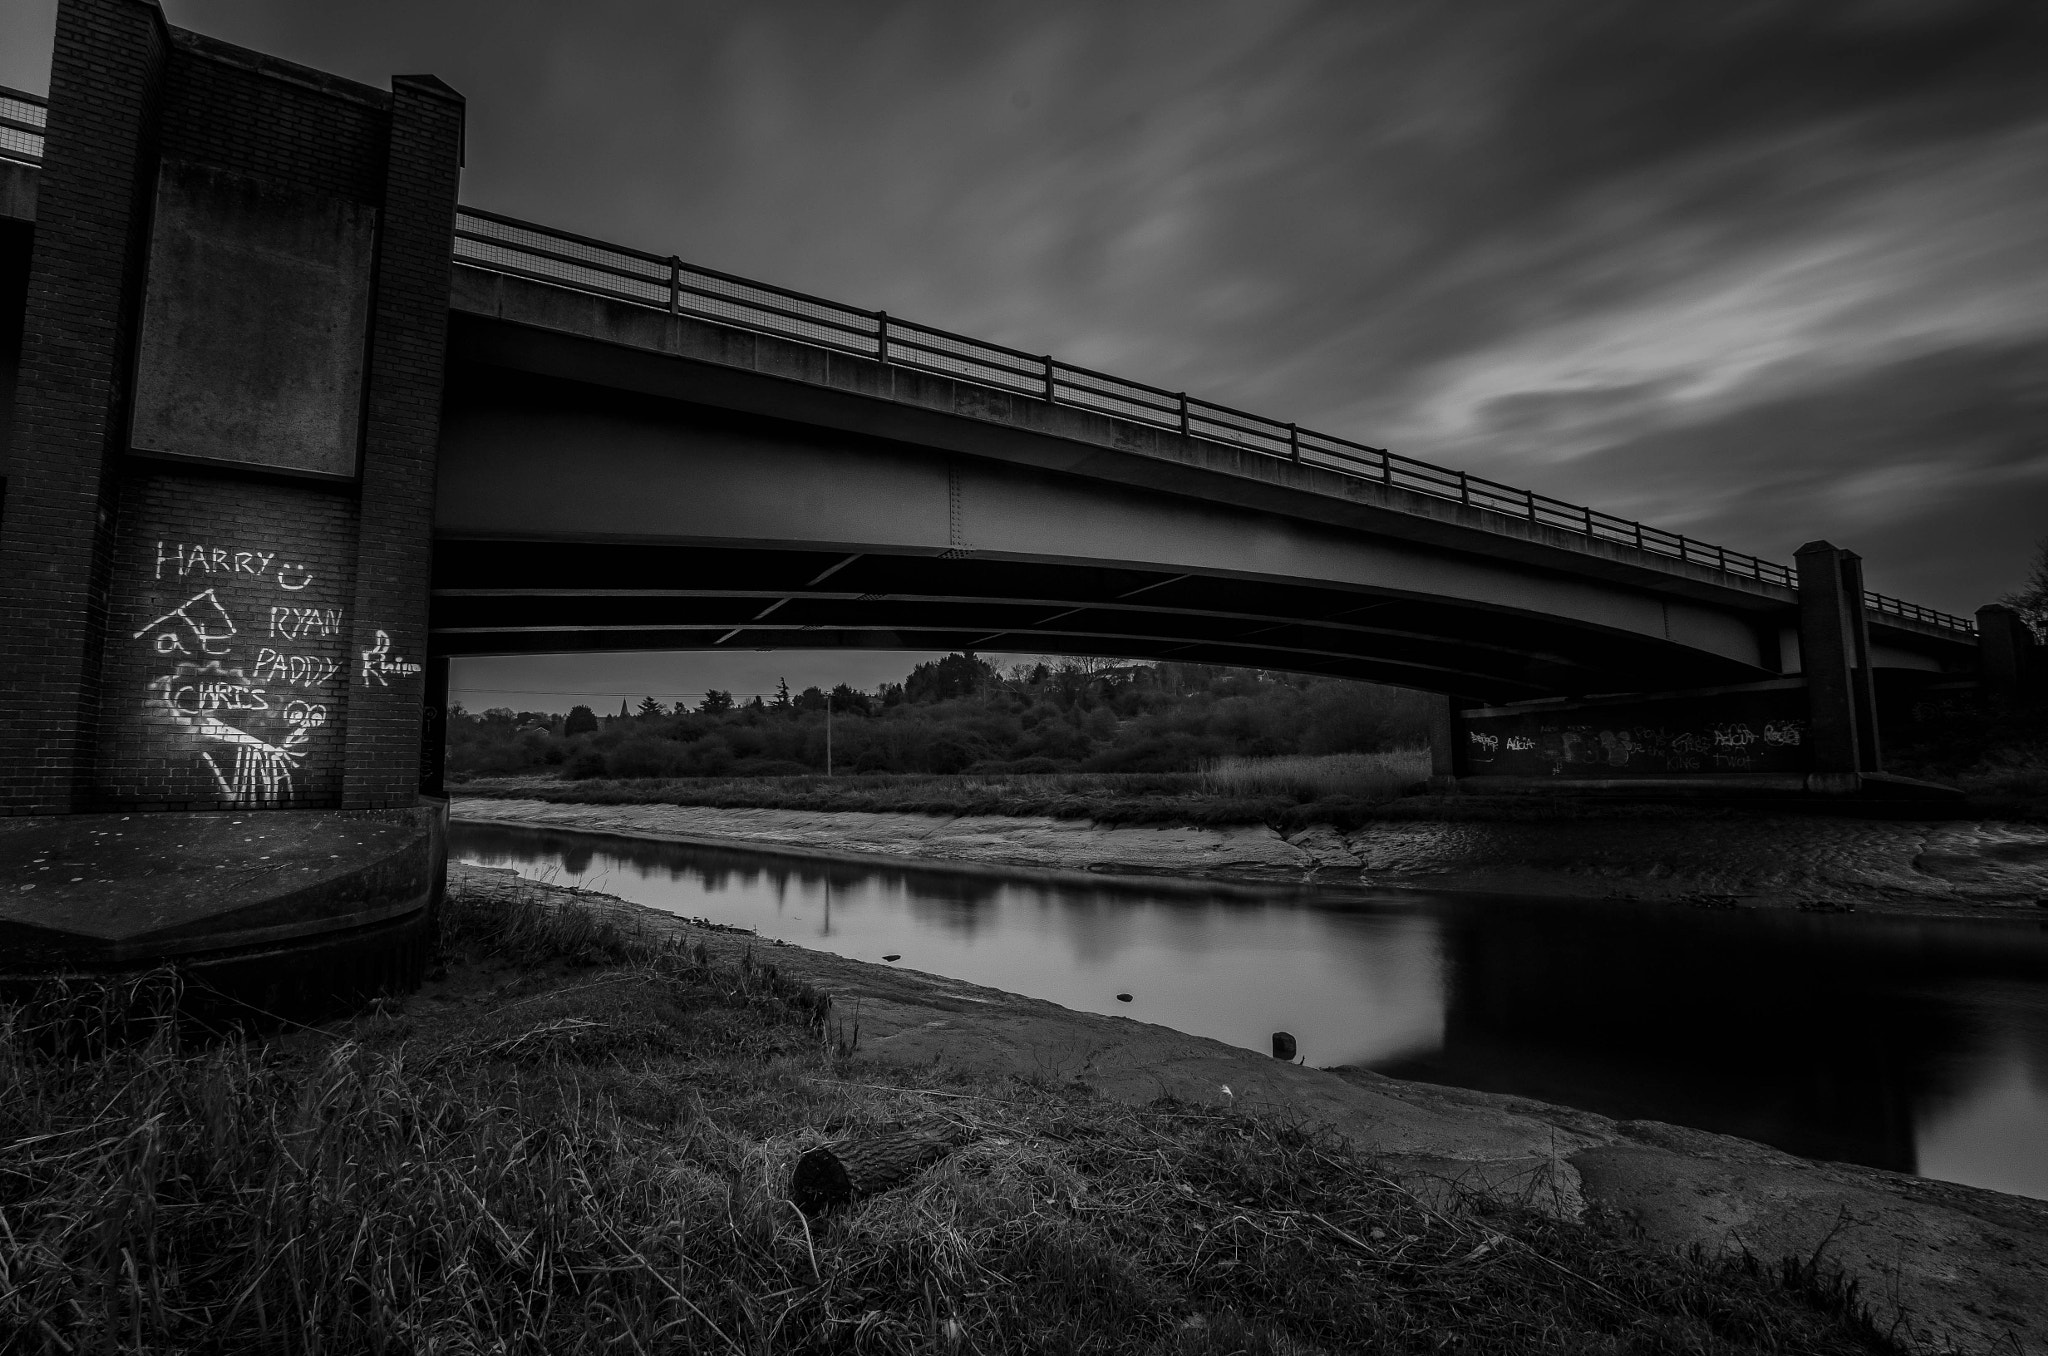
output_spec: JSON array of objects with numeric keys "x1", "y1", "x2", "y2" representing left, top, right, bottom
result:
[
  {"x1": 831, "y1": 682, "x2": 872, "y2": 716},
  {"x1": 795, "y1": 685, "x2": 828, "y2": 712},
  {"x1": 637, "y1": 696, "x2": 665, "y2": 718},
  {"x1": 564, "y1": 704, "x2": 599, "y2": 736},
  {"x1": 904, "y1": 652, "x2": 994, "y2": 704},
  {"x1": 698, "y1": 689, "x2": 734, "y2": 714},
  {"x1": 773, "y1": 677, "x2": 792, "y2": 711},
  {"x1": 2002, "y1": 537, "x2": 2048, "y2": 641}
]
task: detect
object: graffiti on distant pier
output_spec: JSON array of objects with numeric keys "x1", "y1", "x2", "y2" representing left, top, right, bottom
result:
[{"x1": 1461, "y1": 687, "x2": 1812, "y2": 778}]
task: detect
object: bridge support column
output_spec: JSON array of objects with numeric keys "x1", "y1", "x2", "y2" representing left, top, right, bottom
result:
[
  {"x1": 1975, "y1": 604, "x2": 2042, "y2": 706},
  {"x1": 1795, "y1": 540, "x2": 1881, "y2": 787},
  {"x1": 0, "y1": 0, "x2": 462, "y2": 1017},
  {"x1": 1427, "y1": 695, "x2": 1460, "y2": 792}
]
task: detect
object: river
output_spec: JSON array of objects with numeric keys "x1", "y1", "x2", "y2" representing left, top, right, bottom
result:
[{"x1": 452, "y1": 820, "x2": 2048, "y2": 1201}]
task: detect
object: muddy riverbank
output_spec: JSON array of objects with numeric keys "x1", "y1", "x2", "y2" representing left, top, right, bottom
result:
[
  {"x1": 453, "y1": 796, "x2": 2048, "y2": 918},
  {"x1": 453, "y1": 860, "x2": 2048, "y2": 1355}
]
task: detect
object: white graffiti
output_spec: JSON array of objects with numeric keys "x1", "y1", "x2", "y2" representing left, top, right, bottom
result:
[
  {"x1": 1763, "y1": 721, "x2": 1804, "y2": 746},
  {"x1": 360, "y1": 629, "x2": 423, "y2": 687},
  {"x1": 252, "y1": 647, "x2": 342, "y2": 687},
  {"x1": 155, "y1": 540, "x2": 315, "y2": 591},
  {"x1": 195, "y1": 699, "x2": 327, "y2": 807},
  {"x1": 148, "y1": 660, "x2": 269, "y2": 714},
  {"x1": 146, "y1": 660, "x2": 327, "y2": 806},
  {"x1": 134, "y1": 589, "x2": 237, "y2": 657},
  {"x1": 270, "y1": 604, "x2": 346, "y2": 640}
]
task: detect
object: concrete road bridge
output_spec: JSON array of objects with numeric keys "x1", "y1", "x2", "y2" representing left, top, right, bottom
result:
[{"x1": 0, "y1": 0, "x2": 2037, "y2": 1006}]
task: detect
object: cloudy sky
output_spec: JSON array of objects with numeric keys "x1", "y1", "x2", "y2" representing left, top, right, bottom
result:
[{"x1": 6, "y1": 0, "x2": 2044, "y2": 711}]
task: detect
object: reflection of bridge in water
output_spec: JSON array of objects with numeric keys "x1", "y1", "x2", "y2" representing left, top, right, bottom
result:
[{"x1": 0, "y1": 1, "x2": 2039, "y2": 1006}]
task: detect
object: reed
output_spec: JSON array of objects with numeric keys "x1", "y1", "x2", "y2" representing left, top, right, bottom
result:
[{"x1": 0, "y1": 882, "x2": 1909, "y2": 1354}]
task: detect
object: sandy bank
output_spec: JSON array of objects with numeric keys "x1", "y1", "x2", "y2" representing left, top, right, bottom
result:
[
  {"x1": 453, "y1": 796, "x2": 2048, "y2": 918},
  {"x1": 454, "y1": 861, "x2": 2048, "y2": 1356}
]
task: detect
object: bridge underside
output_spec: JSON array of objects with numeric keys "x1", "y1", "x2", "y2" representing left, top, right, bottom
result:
[
  {"x1": 432, "y1": 364, "x2": 1785, "y2": 703},
  {"x1": 432, "y1": 539, "x2": 1772, "y2": 702},
  {"x1": 431, "y1": 302, "x2": 1968, "y2": 704}
]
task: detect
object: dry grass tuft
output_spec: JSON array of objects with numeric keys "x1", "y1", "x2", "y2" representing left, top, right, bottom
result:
[{"x1": 0, "y1": 882, "x2": 1911, "y2": 1354}]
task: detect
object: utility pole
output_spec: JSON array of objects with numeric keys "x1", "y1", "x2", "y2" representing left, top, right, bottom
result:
[{"x1": 826, "y1": 690, "x2": 834, "y2": 776}]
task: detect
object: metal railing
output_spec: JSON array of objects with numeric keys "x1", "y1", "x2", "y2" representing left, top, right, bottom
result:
[
  {"x1": 0, "y1": 91, "x2": 1972, "y2": 636},
  {"x1": 0, "y1": 85, "x2": 45, "y2": 167}
]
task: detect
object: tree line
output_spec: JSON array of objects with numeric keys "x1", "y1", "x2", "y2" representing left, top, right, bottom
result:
[{"x1": 446, "y1": 655, "x2": 1439, "y2": 781}]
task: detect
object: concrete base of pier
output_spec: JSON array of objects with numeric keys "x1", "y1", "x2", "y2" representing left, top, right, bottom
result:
[{"x1": 0, "y1": 802, "x2": 446, "y2": 1023}]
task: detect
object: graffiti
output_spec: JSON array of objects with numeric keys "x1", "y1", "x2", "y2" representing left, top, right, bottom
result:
[
  {"x1": 134, "y1": 589, "x2": 237, "y2": 656},
  {"x1": 1463, "y1": 688, "x2": 1811, "y2": 779},
  {"x1": 269, "y1": 605, "x2": 346, "y2": 640},
  {"x1": 155, "y1": 540, "x2": 315, "y2": 591},
  {"x1": 193, "y1": 700, "x2": 327, "y2": 807},
  {"x1": 360, "y1": 629, "x2": 423, "y2": 687},
  {"x1": 123, "y1": 533, "x2": 352, "y2": 809},
  {"x1": 252, "y1": 647, "x2": 343, "y2": 687},
  {"x1": 148, "y1": 660, "x2": 269, "y2": 713}
]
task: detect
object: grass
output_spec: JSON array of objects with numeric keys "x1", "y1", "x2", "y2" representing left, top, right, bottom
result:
[
  {"x1": 1885, "y1": 699, "x2": 2048, "y2": 808},
  {"x1": 457, "y1": 754, "x2": 1436, "y2": 832},
  {"x1": 1200, "y1": 749, "x2": 1430, "y2": 802},
  {"x1": 0, "y1": 879, "x2": 1921, "y2": 1354}
]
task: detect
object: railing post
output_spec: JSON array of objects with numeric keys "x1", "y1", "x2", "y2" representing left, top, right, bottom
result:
[
  {"x1": 1381, "y1": 454, "x2": 1392, "y2": 488},
  {"x1": 1459, "y1": 473, "x2": 1470, "y2": 507},
  {"x1": 876, "y1": 311, "x2": 889, "y2": 366},
  {"x1": 1043, "y1": 355, "x2": 1056, "y2": 403},
  {"x1": 667, "y1": 256, "x2": 681, "y2": 317},
  {"x1": 1582, "y1": 505, "x2": 1593, "y2": 538},
  {"x1": 1178, "y1": 393, "x2": 1189, "y2": 437},
  {"x1": 1287, "y1": 423, "x2": 1300, "y2": 464},
  {"x1": 1526, "y1": 490, "x2": 1536, "y2": 524},
  {"x1": 1633, "y1": 522, "x2": 1644, "y2": 551},
  {"x1": 1716, "y1": 544, "x2": 1727, "y2": 572}
]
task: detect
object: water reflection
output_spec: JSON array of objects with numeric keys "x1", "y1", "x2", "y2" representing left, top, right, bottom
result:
[{"x1": 452, "y1": 822, "x2": 2048, "y2": 1200}]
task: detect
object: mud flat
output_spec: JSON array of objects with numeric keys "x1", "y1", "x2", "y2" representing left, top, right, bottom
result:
[
  {"x1": 455, "y1": 860, "x2": 2048, "y2": 1356},
  {"x1": 453, "y1": 796, "x2": 2048, "y2": 918}
]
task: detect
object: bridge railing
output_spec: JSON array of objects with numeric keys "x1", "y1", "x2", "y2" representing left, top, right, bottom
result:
[
  {"x1": 0, "y1": 86, "x2": 46, "y2": 167},
  {"x1": 446, "y1": 204, "x2": 1966, "y2": 637}
]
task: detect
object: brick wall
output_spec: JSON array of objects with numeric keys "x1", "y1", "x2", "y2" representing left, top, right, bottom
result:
[
  {"x1": 94, "y1": 466, "x2": 358, "y2": 808},
  {"x1": 0, "y1": 0, "x2": 167, "y2": 813},
  {"x1": 159, "y1": 29, "x2": 388, "y2": 205},
  {"x1": 345, "y1": 76, "x2": 464, "y2": 810}
]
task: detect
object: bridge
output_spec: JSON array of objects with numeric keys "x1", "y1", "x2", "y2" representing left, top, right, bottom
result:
[{"x1": 0, "y1": 0, "x2": 2036, "y2": 1008}]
